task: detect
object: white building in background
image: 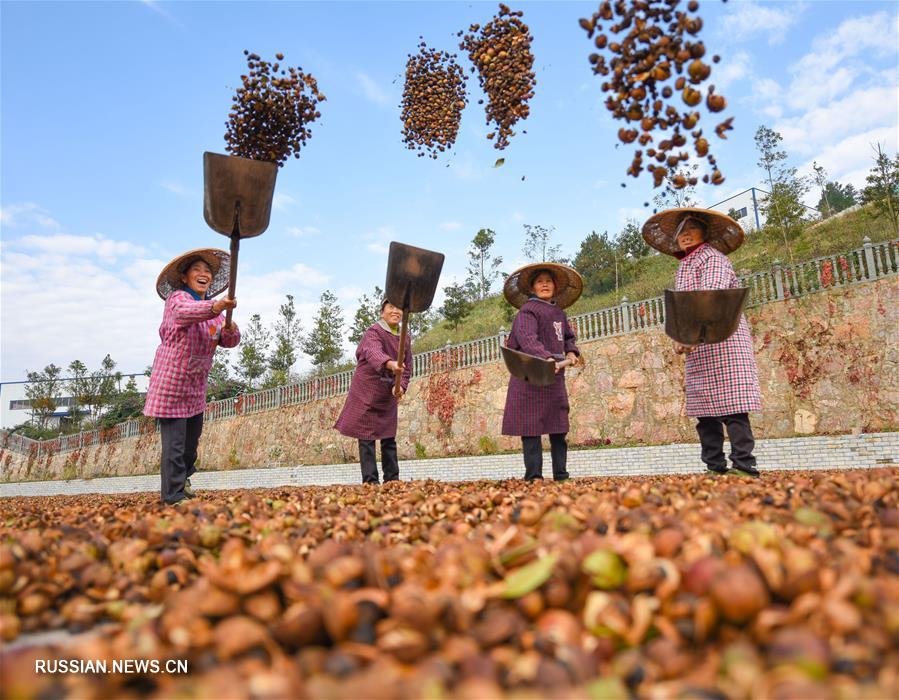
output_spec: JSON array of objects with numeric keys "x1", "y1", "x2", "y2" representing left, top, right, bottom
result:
[
  {"x1": 0, "y1": 374, "x2": 149, "y2": 430},
  {"x1": 708, "y1": 187, "x2": 769, "y2": 231},
  {"x1": 707, "y1": 186, "x2": 821, "y2": 233}
]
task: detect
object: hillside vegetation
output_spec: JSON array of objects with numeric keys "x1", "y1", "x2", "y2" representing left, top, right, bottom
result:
[{"x1": 414, "y1": 205, "x2": 896, "y2": 352}]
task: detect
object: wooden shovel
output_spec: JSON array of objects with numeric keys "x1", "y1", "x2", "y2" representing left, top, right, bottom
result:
[
  {"x1": 664, "y1": 288, "x2": 748, "y2": 346},
  {"x1": 203, "y1": 152, "x2": 278, "y2": 326},
  {"x1": 501, "y1": 346, "x2": 575, "y2": 387},
  {"x1": 384, "y1": 242, "x2": 445, "y2": 398}
]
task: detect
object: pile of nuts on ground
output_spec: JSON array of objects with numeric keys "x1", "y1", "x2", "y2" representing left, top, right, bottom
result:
[{"x1": 1, "y1": 469, "x2": 897, "y2": 699}]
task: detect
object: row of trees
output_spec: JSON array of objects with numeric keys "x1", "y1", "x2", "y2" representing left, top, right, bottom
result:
[
  {"x1": 209, "y1": 287, "x2": 442, "y2": 398},
  {"x1": 178, "y1": 127, "x2": 899, "y2": 394},
  {"x1": 655, "y1": 126, "x2": 896, "y2": 248},
  {"x1": 210, "y1": 293, "x2": 344, "y2": 398},
  {"x1": 754, "y1": 127, "x2": 899, "y2": 255},
  {"x1": 860, "y1": 144, "x2": 899, "y2": 236},
  {"x1": 21, "y1": 135, "x2": 898, "y2": 423},
  {"x1": 20, "y1": 355, "x2": 143, "y2": 436},
  {"x1": 432, "y1": 131, "x2": 899, "y2": 330},
  {"x1": 436, "y1": 220, "x2": 654, "y2": 330},
  {"x1": 814, "y1": 143, "x2": 898, "y2": 233}
]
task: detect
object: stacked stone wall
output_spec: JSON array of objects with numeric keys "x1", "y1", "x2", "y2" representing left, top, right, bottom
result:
[{"x1": 3, "y1": 277, "x2": 896, "y2": 482}]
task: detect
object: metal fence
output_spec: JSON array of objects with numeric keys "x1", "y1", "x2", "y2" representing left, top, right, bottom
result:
[{"x1": 3, "y1": 237, "x2": 896, "y2": 458}]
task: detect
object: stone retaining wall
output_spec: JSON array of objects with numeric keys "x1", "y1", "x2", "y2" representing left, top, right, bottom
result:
[{"x1": 2, "y1": 276, "x2": 897, "y2": 482}]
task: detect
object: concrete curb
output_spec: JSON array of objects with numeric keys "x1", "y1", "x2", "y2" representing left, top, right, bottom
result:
[{"x1": 2, "y1": 432, "x2": 895, "y2": 498}]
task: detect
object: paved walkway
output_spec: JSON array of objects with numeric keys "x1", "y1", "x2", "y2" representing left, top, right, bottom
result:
[{"x1": 2, "y1": 432, "x2": 896, "y2": 497}]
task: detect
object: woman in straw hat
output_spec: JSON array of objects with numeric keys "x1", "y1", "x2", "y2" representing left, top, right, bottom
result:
[
  {"x1": 502, "y1": 263, "x2": 583, "y2": 481},
  {"x1": 144, "y1": 249, "x2": 240, "y2": 504},
  {"x1": 642, "y1": 208, "x2": 761, "y2": 477},
  {"x1": 334, "y1": 298, "x2": 412, "y2": 484}
]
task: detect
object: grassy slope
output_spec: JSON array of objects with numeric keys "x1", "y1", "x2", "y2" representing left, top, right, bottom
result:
[{"x1": 414, "y1": 205, "x2": 897, "y2": 352}]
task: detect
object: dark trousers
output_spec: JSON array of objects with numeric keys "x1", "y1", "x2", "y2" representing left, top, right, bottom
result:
[
  {"x1": 359, "y1": 437, "x2": 399, "y2": 484},
  {"x1": 521, "y1": 433, "x2": 569, "y2": 481},
  {"x1": 696, "y1": 413, "x2": 756, "y2": 471},
  {"x1": 159, "y1": 413, "x2": 203, "y2": 504}
]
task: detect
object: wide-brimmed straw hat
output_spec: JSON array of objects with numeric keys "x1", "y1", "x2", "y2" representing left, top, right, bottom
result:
[
  {"x1": 503, "y1": 262, "x2": 584, "y2": 309},
  {"x1": 642, "y1": 207, "x2": 745, "y2": 256},
  {"x1": 155, "y1": 248, "x2": 230, "y2": 300}
]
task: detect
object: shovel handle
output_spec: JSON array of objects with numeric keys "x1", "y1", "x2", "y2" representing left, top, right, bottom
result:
[
  {"x1": 225, "y1": 232, "x2": 239, "y2": 326},
  {"x1": 393, "y1": 309, "x2": 409, "y2": 398}
]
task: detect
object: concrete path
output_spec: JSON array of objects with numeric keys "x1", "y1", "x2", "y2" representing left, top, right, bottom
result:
[{"x1": 2, "y1": 432, "x2": 896, "y2": 498}]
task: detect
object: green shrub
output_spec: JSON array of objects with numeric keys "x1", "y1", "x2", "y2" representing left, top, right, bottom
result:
[{"x1": 479, "y1": 435, "x2": 498, "y2": 455}]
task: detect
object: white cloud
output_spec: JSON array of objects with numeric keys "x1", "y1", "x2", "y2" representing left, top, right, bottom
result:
[
  {"x1": 510, "y1": 211, "x2": 526, "y2": 223},
  {"x1": 786, "y1": 11, "x2": 898, "y2": 109},
  {"x1": 746, "y1": 77, "x2": 784, "y2": 119},
  {"x1": 244, "y1": 262, "x2": 329, "y2": 291},
  {"x1": 0, "y1": 202, "x2": 61, "y2": 230},
  {"x1": 160, "y1": 180, "x2": 192, "y2": 196},
  {"x1": 286, "y1": 225, "x2": 321, "y2": 238},
  {"x1": 790, "y1": 11, "x2": 897, "y2": 76},
  {"x1": 335, "y1": 286, "x2": 363, "y2": 302},
  {"x1": 617, "y1": 207, "x2": 646, "y2": 226},
  {"x1": 440, "y1": 222, "x2": 462, "y2": 231},
  {"x1": 207, "y1": 261, "x2": 333, "y2": 373},
  {"x1": 719, "y1": 9, "x2": 897, "y2": 213},
  {"x1": 740, "y1": 11, "x2": 897, "y2": 191},
  {"x1": 15, "y1": 233, "x2": 145, "y2": 262},
  {"x1": 272, "y1": 192, "x2": 297, "y2": 211},
  {"x1": 140, "y1": 0, "x2": 183, "y2": 27},
  {"x1": 786, "y1": 66, "x2": 855, "y2": 112},
  {"x1": 362, "y1": 225, "x2": 396, "y2": 255},
  {"x1": 713, "y1": 51, "x2": 751, "y2": 90},
  {"x1": 0, "y1": 212, "x2": 337, "y2": 380},
  {"x1": 356, "y1": 72, "x2": 390, "y2": 106},
  {"x1": 719, "y1": 1, "x2": 807, "y2": 45},
  {"x1": 1, "y1": 242, "x2": 164, "y2": 380},
  {"x1": 798, "y1": 126, "x2": 898, "y2": 191},
  {"x1": 775, "y1": 84, "x2": 898, "y2": 156}
]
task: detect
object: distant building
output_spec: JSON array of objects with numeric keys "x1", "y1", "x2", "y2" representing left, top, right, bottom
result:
[
  {"x1": 707, "y1": 186, "x2": 821, "y2": 232},
  {"x1": 708, "y1": 187, "x2": 769, "y2": 231},
  {"x1": 0, "y1": 374, "x2": 150, "y2": 430}
]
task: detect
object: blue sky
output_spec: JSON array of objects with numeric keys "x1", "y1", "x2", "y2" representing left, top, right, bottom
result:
[{"x1": 2, "y1": 0, "x2": 897, "y2": 381}]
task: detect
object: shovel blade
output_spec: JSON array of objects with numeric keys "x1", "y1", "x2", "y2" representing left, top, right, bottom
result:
[
  {"x1": 384, "y1": 241, "x2": 445, "y2": 312},
  {"x1": 501, "y1": 346, "x2": 557, "y2": 386},
  {"x1": 664, "y1": 288, "x2": 749, "y2": 345},
  {"x1": 203, "y1": 152, "x2": 278, "y2": 238}
]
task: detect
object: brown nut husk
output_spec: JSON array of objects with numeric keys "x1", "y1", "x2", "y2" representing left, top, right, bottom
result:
[
  {"x1": 225, "y1": 50, "x2": 325, "y2": 166},
  {"x1": 580, "y1": 0, "x2": 731, "y2": 187},
  {"x1": 1, "y1": 469, "x2": 896, "y2": 698}
]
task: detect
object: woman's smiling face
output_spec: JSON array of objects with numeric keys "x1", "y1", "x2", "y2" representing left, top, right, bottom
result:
[
  {"x1": 181, "y1": 260, "x2": 213, "y2": 297},
  {"x1": 381, "y1": 302, "x2": 402, "y2": 326}
]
